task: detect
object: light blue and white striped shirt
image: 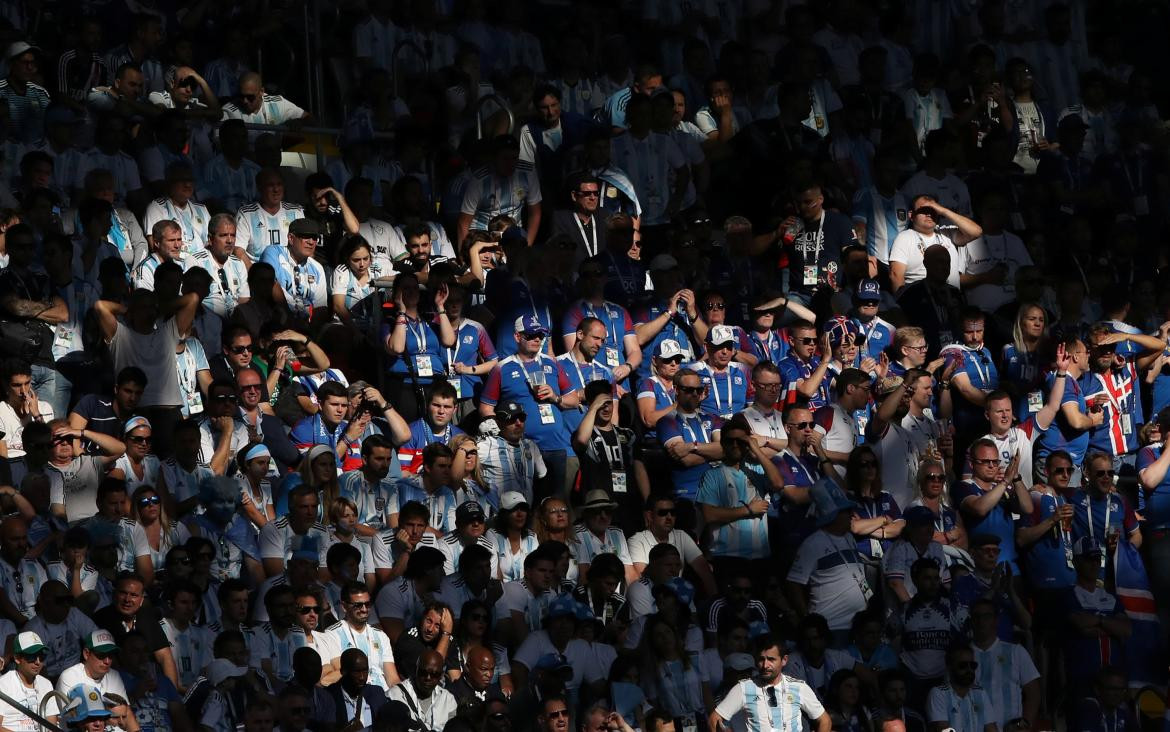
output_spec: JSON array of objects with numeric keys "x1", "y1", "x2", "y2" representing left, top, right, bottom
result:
[
  {"x1": 852, "y1": 185, "x2": 909, "y2": 263},
  {"x1": 234, "y1": 201, "x2": 304, "y2": 259},
  {"x1": 697, "y1": 465, "x2": 770, "y2": 560},
  {"x1": 714, "y1": 675, "x2": 826, "y2": 732}
]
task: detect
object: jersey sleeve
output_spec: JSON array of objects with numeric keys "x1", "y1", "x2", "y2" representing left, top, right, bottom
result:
[
  {"x1": 713, "y1": 681, "x2": 745, "y2": 722},
  {"x1": 480, "y1": 367, "x2": 502, "y2": 406},
  {"x1": 657, "y1": 415, "x2": 682, "y2": 445}
]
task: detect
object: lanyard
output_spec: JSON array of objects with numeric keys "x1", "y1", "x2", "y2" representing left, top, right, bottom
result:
[
  {"x1": 829, "y1": 533, "x2": 870, "y2": 600},
  {"x1": 801, "y1": 211, "x2": 827, "y2": 266},
  {"x1": 570, "y1": 357, "x2": 603, "y2": 397},
  {"x1": 407, "y1": 317, "x2": 429, "y2": 355},
  {"x1": 1085, "y1": 493, "x2": 1112, "y2": 544},
  {"x1": 752, "y1": 406, "x2": 784, "y2": 439},
  {"x1": 750, "y1": 330, "x2": 776, "y2": 361},
  {"x1": 584, "y1": 301, "x2": 618, "y2": 347},
  {"x1": 680, "y1": 413, "x2": 708, "y2": 444},
  {"x1": 965, "y1": 346, "x2": 989, "y2": 386},
  {"x1": 708, "y1": 366, "x2": 734, "y2": 414},
  {"x1": 574, "y1": 213, "x2": 599, "y2": 257},
  {"x1": 1122, "y1": 157, "x2": 1143, "y2": 194}
]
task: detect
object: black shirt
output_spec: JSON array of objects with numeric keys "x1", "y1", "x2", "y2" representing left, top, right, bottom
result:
[{"x1": 93, "y1": 602, "x2": 169, "y2": 653}]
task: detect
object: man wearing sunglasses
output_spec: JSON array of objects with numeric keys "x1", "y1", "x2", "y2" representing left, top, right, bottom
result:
[
  {"x1": 925, "y1": 643, "x2": 995, "y2": 732},
  {"x1": 388, "y1": 649, "x2": 456, "y2": 732},
  {"x1": 222, "y1": 71, "x2": 308, "y2": 131},
  {"x1": 777, "y1": 321, "x2": 832, "y2": 410},
  {"x1": 1068, "y1": 452, "x2": 1142, "y2": 581},
  {"x1": 258, "y1": 217, "x2": 328, "y2": 320},
  {"x1": 0, "y1": 631, "x2": 59, "y2": 729},
  {"x1": 553, "y1": 174, "x2": 610, "y2": 264},
  {"x1": 657, "y1": 369, "x2": 722, "y2": 530},
  {"x1": 711, "y1": 634, "x2": 829, "y2": 732},
  {"x1": 56, "y1": 629, "x2": 140, "y2": 730},
  {"x1": 689, "y1": 325, "x2": 752, "y2": 420}
]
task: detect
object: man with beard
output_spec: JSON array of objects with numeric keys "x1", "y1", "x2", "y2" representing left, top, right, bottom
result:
[
  {"x1": 925, "y1": 644, "x2": 996, "y2": 732},
  {"x1": 710, "y1": 634, "x2": 830, "y2": 732},
  {"x1": 327, "y1": 581, "x2": 400, "y2": 691},
  {"x1": 392, "y1": 600, "x2": 452, "y2": 679}
]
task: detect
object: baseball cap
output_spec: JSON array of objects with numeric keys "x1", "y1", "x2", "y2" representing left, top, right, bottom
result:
[
  {"x1": 533, "y1": 653, "x2": 573, "y2": 674},
  {"x1": 5, "y1": 41, "x2": 37, "y2": 60},
  {"x1": 289, "y1": 218, "x2": 322, "y2": 237},
  {"x1": 656, "y1": 339, "x2": 684, "y2": 360},
  {"x1": 14, "y1": 631, "x2": 45, "y2": 655},
  {"x1": 494, "y1": 401, "x2": 527, "y2": 422},
  {"x1": 648, "y1": 254, "x2": 679, "y2": 272},
  {"x1": 707, "y1": 324, "x2": 737, "y2": 347},
  {"x1": 456, "y1": 501, "x2": 486, "y2": 525},
  {"x1": 546, "y1": 594, "x2": 578, "y2": 620},
  {"x1": 748, "y1": 620, "x2": 771, "y2": 638},
  {"x1": 1073, "y1": 536, "x2": 1103, "y2": 558},
  {"x1": 63, "y1": 685, "x2": 112, "y2": 724},
  {"x1": 207, "y1": 658, "x2": 249, "y2": 685},
  {"x1": 500, "y1": 491, "x2": 529, "y2": 512},
  {"x1": 875, "y1": 375, "x2": 904, "y2": 397},
  {"x1": 514, "y1": 314, "x2": 549, "y2": 336},
  {"x1": 652, "y1": 576, "x2": 695, "y2": 607},
  {"x1": 84, "y1": 630, "x2": 117, "y2": 654},
  {"x1": 903, "y1": 505, "x2": 937, "y2": 527},
  {"x1": 856, "y1": 278, "x2": 882, "y2": 302}
]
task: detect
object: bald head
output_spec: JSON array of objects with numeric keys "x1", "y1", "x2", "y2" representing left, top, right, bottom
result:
[
  {"x1": 0, "y1": 515, "x2": 28, "y2": 562},
  {"x1": 415, "y1": 649, "x2": 445, "y2": 693},
  {"x1": 465, "y1": 645, "x2": 495, "y2": 690}
]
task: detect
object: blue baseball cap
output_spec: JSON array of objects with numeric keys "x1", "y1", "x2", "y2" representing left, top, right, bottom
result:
[
  {"x1": 653, "y1": 576, "x2": 695, "y2": 607},
  {"x1": 546, "y1": 594, "x2": 578, "y2": 620},
  {"x1": 748, "y1": 620, "x2": 771, "y2": 639},
  {"x1": 513, "y1": 314, "x2": 549, "y2": 336},
  {"x1": 855, "y1": 278, "x2": 882, "y2": 302}
]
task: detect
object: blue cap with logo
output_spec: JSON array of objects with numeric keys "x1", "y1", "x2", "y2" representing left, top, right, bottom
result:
[{"x1": 856, "y1": 278, "x2": 882, "y2": 302}]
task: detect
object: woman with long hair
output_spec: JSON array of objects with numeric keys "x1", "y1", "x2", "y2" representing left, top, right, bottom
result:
[
  {"x1": 826, "y1": 669, "x2": 875, "y2": 732},
  {"x1": 534, "y1": 497, "x2": 579, "y2": 583},
  {"x1": 109, "y1": 416, "x2": 161, "y2": 492},
  {"x1": 485, "y1": 492, "x2": 538, "y2": 582},
  {"x1": 122, "y1": 484, "x2": 190, "y2": 587},
  {"x1": 445, "y1": 598, "x2": 514, "y2": 696},
  {"x1": 383, "y1": 270, "x2": 455, "y2": 422},
  {"x1": 326, "y1": 496, "x2": 377, "y2": 588},
  {"x1": 845, "y1": 445, "x2": 905, "y2": 587},
  {"x1": 235, "y1": 443, "x2": 275, "y2": 531},
  {"x1": 1001, "y1": 301, "x2": 1049, "y2": 422},
  {"x1": 908, "y1": 457, "x2": 967, "y2": 549},
  {"x1": 330, "y1": 234, "x2": 377, "y2": 327},
  {"x1": 450, "y1": 434, "x2": 497, "y2": 519},
  {"x1": 639, "y1": 614, "x2": 711, "y2": 731},
  {"x1": 278, "y1": 445, "x2": 340, "y2": 521}
]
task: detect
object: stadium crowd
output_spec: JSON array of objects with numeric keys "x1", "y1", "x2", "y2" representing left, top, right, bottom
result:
[{"x1": 0, "y1": 1, "x2": 1167, "y2": 732}]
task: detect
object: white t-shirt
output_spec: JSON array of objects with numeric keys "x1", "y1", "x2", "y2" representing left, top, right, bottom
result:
[
  {"x1": 786, "y1": 530, "x2": 872, "y2": 631},
  {"x1": 0, "y1": 670, "x2": 57, "y2": 731},
  {"x1": 627, "y1": 529, "x2": 703, "y2": 566},
  {"x1": 962, "y1": 232, "x2": 1034, "y2": 312},
  {"x1": 56, "y1": 663, "x2": 129, "y2": 699},
  {"x1": 888, "y1": 229, "x2": 963, "y2": 289},
  {"x1": 109, "y1": 317, "x2": 183, "y2": 408},
  {"x1": 0, "y1": 402, "x2": 53, "y2": 458}
]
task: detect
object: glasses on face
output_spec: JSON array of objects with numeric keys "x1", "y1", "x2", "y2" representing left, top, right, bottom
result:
[
  {"x1": 546, "y1": 710, "x2": 570, "y2": 720},
  {"x1": 1050, "y1": 466, "x2": 1074, "y2": 476},
  {"x1": 798, "y1": 337, "x2": 817, "y2": 345},
  {"x1": 418, "y1": 667, "x2": 444, "y2": 679},
  {"x1": 971, "y1": 457, "x2": 998, "y2": 466},
  {"x1": 662, "y1": 356, "x2": 685, "y2": 365},
  {"x1": 501, "y1": 415, "x2": 527, "y2": 425},
  {"x1": 924, "y1": 473, "x2": 945, "y2": 481},
  {"x1": 91, "y1": 651, "x2": 115, "y2": 661},
  {"x1": 298, "y1": 605, "x2": 319, "y2": 614},
  {"x1": 239, "y1": 383, "x2": 262, "y2": 392},
  {"x1": 127, "y1": 435, "x2": 152, "y2": 445},
  {"x1": 228, "y1": 344, "x2": 253, "y2": 355},
  {"x1": 703, "y1": 302, "x2": 725, "y2": 311},
  {"x1": 520, "y1": 331, "x2": 546, "y2": 341},
  {"x1": 345, "y1": 600, "x2": 372, "y2": 609},
  {"x1": 19, "y1": 652, "x2": 46, "y2": 662},
  {"x1": 462, "y1": 450, "x2": 478, "y2": 457},
  {"x1": 754, "y1": 381, "x2": 781, "y2": 391},
  {"x1": 786, "y1": 421, "x2": 814, "y2": 430},
  {"x1": 213, "y1": 394, "x2": 239, "y2": 403},
  {"x1": 677, "y1": 385, "x2": 704, "y2": 395},
  {"x1": 656, "y1": 508, "x2": 677, "y2": 517},
  {"x1": 295, "y1": 234, "x2": 321, "y2": 242},
  {"x1": 138, "y1": 495, "x2": 161, "y2": 507},
  {"x1": 575, "y1": 190, "x2": 600, "y2": 198},
  {"x1": 907, "y1": 344, "x2": 929, "y2": 352}
]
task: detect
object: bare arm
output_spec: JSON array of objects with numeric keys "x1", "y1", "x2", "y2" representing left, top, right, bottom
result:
[{"x1": 94, "y1": 299, "x2": 123, "y2": 342}]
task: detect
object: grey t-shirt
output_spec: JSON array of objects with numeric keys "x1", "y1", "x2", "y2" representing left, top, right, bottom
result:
[
  {"x1": 110, "y1": 316, "x2": 182, "y2": 407},
  {"x1": 47, "y1": 455, "x2": 106, "y2": 524}
]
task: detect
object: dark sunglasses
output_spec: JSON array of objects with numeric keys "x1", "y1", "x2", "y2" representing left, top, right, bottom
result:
[
  {"x1": 138, "y1": 495, "x2": 161, "y2": 507},
  {"x1": 798, "y1": 337, "x2": 817, "y2": 345},
  {"x1": 418, "y1": 667, "x2": 444, "y2": 678},
  {"x1": 655, "y1": 508, "x2": 677, "y2": 517},
  {"x1": 298, "y1": 605, "x2": 319, "y2": 614},
  {"x1": 703, "y1": 302, "x2": 725, "y2": 311},
  {"x1": 677, "y1": 385, "x2": 704, "y2": 395},
  {"x1": 786, "y1": 421, "x2": 814, "y2": 430},
  {"x1": 1050, "y1": 467, "x2": 1074, "y2": 475},
  {"x1": 239, "y1": 383, "x2": 262, "y2": 391},
  {"x1": 575, "y1": 190, "x2": 600, "y2": 197},
  {"x1": 213, "y1": 394, "x2": 239, "y2": 403},
  {"x1": 127, "y1": 435, "x2": 152, "y2": 444},
  {"x1": 501, "y1": 414, "x2": 527, "y2": 424},
  {"x1": 520, "y1": 331, "x2": 546, "y2": 340},
  {"x1": 19, "y1": 652, "x2": 46, "y2": 662},
  {"x1": 923, "y1": 473, "x2": 945, "y2": 481},
  {"x1": 228, "y1": 344, "x2": 253, "y2": 355},
  {"x1": 462, "y1": 450, "x2": 478, "y2": 457},
  {"x1": 345, "y1": 600, "x2": 372, "y2": 609}
]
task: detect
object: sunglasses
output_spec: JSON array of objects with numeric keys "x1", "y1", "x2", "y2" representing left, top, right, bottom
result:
[
  {"x1": 462, "y1": 450, "x2": 478, "y2": 457},
  {"x1": 703, "y1": 302, "x2": 725, "y2": 311},
  {"x1": 127, "y1": 435, "x2": 152, "y2": 444},
  {"x1": 656, "y1": 508, "x2": 677, "y2": 517},
  {"x1": 661, "y1": 356, "x2": 685, "y2": 365},
  {"x1": 798, "y1": 337, "x2": 817, "y2": 345},
  {"x1": 213, "y1": 394, "x2": 239, "y2": 403},
  {"x1": 239, "y1": 384, "x2": 262, "y2": 391},
  {"x1": 677, "y1": 385, "x2": 704, "y2": 395},
  {"x1": 298, "y1": 605, "x2": 319, "y2": 614},
  {"x1": 418, "y1": 667, "x2": 444, "y2": 678},
  {"x1": 228, "y1": 344, "x2": 253, "y2": 355},
  {"x1": 520, "y1": 331, "x2": 546, "y2": 340},
  {"x1": 345, "y1": 600, "x2": 372, "y2": 609},
  {"x1": 138, "y1": 495, "x2": 161, "y2": 507},
  {"x1": 546, "y1": 710, "x2": 570, "y2": 719},
  {"x1": 575, "y1": 190, "x2": 600, "y2": 198},
  {"x1": 1050, "y1": 467, "x2": 1074, "y2": 475},
  {"x1": 786, "y1": 421, "x2": 814, "y2": 430},
  {"x1": 906, "y1": 344, "x2": 929, "y2": 352},
  {"x1": 923, "y1": 473, "x2": 945, "y2": 481},
  {"x1": 501, "y1": 415, "x2": 527, "y2": 424},
  {"x1": 19, "y1": 652, "x2": 46, "y2": 662}
]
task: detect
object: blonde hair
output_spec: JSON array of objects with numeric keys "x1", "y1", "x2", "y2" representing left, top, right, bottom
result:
[
  {"x1": 915, "y1": 457, "x2": 952, "y2": 507},
  {"x1": 328, "y1": 496, "x2": 359, "y2": 525},
  {"x1": 535, "y1": 496, "x2": 579, "y2": 545},
  {"x1": 450, "y1": 434, "x2": 487, "y2": 489},
  {"x1": 1011, "y1": 302, "x2": 1046, "y2": 354}
]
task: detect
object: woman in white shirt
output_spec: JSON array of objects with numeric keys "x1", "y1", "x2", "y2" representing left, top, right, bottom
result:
[
  {"x1": 330, "y1": 235, "x2": 377, "y2": 328},
  {"x1": 122, "y1": 485, "x2": 191, "y2": 585},
  {"x1": 109, "y1": 416, "x2": 161, "y2": 492},
  {"x1": 235, "y1": 443, "x2": 275, "y2": 532}
]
